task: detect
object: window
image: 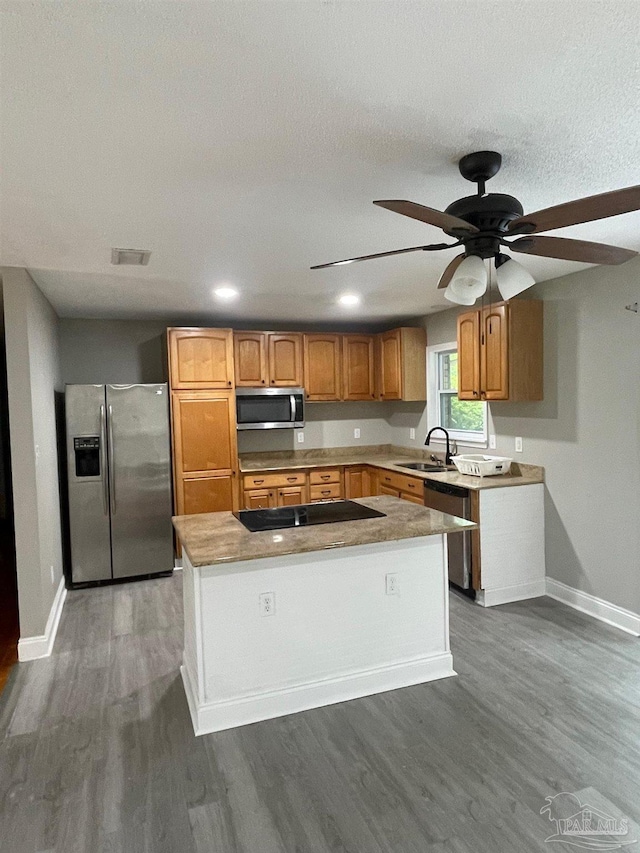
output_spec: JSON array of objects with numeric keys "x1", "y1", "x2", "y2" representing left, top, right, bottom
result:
[{"x1": 427, "y1": 342, "x2": 487, "y2": 444}]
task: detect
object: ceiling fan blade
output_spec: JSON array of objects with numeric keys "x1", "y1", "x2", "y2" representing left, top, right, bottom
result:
[
  {"x1": 509, "y1": 235, "x2": 637, "y2": 265},
  {"x1": 310, "y1": 243, "x2": 451, "y2": 270},
  {"x1": 437, "y1": 253, "x2": 466, "y2": 288},
  {"x1": 373, "y1": 200, "x2": 478, "y2": 235},
  {"x1": 508, "y1": 184, "x2": 640, "y2": 234}
]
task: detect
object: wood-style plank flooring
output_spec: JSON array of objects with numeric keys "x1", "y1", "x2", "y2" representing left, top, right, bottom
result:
[{"x1": 1, "y1": 573, "x2": 639, "y2": 853}]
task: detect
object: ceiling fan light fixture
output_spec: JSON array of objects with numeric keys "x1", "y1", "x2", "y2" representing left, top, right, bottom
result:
[
  {"x1": 443, "y1": 283, "x2": 477, "y2": 305},
  {"x1": 495, "y1": 256, "x2": 536, "y2": 300},
  {"x1": 449, "y1": 254, "x2": 488, "y2": 300}
]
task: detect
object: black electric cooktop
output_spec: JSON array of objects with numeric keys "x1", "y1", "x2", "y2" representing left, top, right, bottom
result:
[{"x1": 233, "y1": 500, "x2": 386, "y2": 532}]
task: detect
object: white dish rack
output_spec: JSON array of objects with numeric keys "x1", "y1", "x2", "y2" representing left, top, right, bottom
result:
[{"x1": 451, "y1": 454, "x2": 513, "y2": 477}]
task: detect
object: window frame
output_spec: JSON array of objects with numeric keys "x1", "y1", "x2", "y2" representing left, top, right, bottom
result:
[{"x1": 427, "y1": 341, "x2": 488, "y2": 446}]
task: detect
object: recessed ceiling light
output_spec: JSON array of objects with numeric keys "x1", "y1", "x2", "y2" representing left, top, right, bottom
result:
[
  {"x1": 111, "y1": 248, "x2": 151, "y2": 266},
  {"x1": 214, "y1": 286, "x2": 239, "y2": 300},
  {"x1": 338, "y1": 293, "x2": 360, "y2": 306}
]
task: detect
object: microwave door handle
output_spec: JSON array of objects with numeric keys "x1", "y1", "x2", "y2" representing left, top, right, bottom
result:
[{"x1": 290, "y1": 394, "x2": 296, "y2": 422}]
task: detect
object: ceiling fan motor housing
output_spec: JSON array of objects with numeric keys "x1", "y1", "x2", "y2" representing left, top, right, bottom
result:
[{"x1": 445, "y1": 193, "x2": 524, "y2": 257}]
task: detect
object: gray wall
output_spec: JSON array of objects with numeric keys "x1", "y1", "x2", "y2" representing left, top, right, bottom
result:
[
  {"x1": 390, "y1": 259, "x2": 640, "y2": 615},
  {"x1": 237, "y1": 402, "x2": 390, "y2": 453},
  {"x1": 2, "y1": 268, "x2": 64, "y2": 638},
  {"x1": 59, "y1": 319, "x2": 168, "y2": 385}
]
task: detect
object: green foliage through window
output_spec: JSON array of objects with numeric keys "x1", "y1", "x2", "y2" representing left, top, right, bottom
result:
[{"x1": 437, "y1": 351, "x2": 485, "y2": 435}]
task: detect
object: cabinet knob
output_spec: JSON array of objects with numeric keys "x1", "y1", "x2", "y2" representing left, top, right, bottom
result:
[
  {"x1": 262, "y1": 380, "x2": 265, "y2": 384},
  {"x1": 228, "y1": 381, "x2": 232, "y2": 386},
  {"x1": 473, "y1": 391, "x2": 478, "y2": 396},
  {"x1": 271, "y1": 380, "x2": 275, "y2": 384}
]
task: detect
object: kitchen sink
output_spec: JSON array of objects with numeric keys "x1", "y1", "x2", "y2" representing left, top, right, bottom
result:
[{"x1": 394, "y1": 462, "x2": 449, "y2": 472}]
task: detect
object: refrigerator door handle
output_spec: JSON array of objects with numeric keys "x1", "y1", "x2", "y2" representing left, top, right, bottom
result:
[
  {"x1": 100, "y1": 404, "x2": 109, "y2": 515},
  {"x1": 108, "y1": 404, "x2": 116, "y2": 515}
]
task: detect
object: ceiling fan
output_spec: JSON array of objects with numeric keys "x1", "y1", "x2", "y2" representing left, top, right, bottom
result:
[{"x1": 311, "y1": 151, "x2": 640, "y2": 304}]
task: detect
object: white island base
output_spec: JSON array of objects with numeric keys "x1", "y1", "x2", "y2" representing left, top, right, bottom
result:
[{"x1": 181, "y1": 535, "x2": 454, "y2": 735}]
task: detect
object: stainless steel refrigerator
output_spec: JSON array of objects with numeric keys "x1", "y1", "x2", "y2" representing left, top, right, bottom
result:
[{"x1": 65, "y1": 384, "x2": 173, "y2": 585}]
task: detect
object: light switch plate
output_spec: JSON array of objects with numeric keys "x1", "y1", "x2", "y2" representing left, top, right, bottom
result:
[
  {"x1": 354, "y1": 428, "x2": 360, "y2": 439},
  {"x1": 410, "y1": 428, "x2": 416, "y2": 440},
  {"x1": 515, "y1": 436, "x2": 523, "y2": 453},
  {"x1": 489, "y1": 435, "x2": 496, "y2": 449},
  {"x1": 297, "y1": 432, "x2": 304, "y2": 443}
]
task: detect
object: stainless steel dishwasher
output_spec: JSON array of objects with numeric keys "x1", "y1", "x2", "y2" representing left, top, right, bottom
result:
[{"x1": 423, "y1": 479, "x2": 472, "y2": 590}]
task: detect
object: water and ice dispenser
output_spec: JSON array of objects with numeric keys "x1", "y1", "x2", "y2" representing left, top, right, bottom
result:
[{"x1": 73, "y1": 436, "x2": 101, "y2": 478}]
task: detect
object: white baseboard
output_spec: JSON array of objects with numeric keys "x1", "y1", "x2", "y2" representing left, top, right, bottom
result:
[
  {"x1": 546, "y1": 578, "x2": 640, "y2": 637},
  {"x1": 18, "y1": 577, "x2": 67, "y2": 661},
  {"x1": 181, "y1": 652, "x2": 456, "y2": 736},
  {"x1": 476, "y1": 579, "x2": 546, "y2": 607}
]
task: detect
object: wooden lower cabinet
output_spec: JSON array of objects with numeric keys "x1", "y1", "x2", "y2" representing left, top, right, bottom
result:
[
  {"x1": 277, "y1": 485, "x2": 308, "y2": 506},
  {"x1": 344, "y1": 465, "x2": 374, "y2": 498},
  {"x1": 376, "y1": 469, "x2": 423, "y2": 504},
  {"x1": 244, "y1": 488, "x2": 276, "y2": 510},
  {"x1": 179, "y1": 475, "x2": 236, "y2": 515},
  {"x1": 171, "y1": 390, "x2": 238, "y2": 515}
]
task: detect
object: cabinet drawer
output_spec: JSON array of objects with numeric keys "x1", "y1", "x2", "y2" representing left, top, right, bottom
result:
[
  {"x1": 309, "y1": 482, "x2": 342, "y2": 501},
  {"x1": 309, "y1": 468, "x2": 342, "y2": 485},
  {"x1": 377, "y1": 469, "x2": 423, "y2": 495},
  {"x1": 243, "y1": 470, "x2": 307, "y2": 489}
]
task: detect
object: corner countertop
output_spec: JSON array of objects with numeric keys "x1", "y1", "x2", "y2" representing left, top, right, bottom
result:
[
  {"x1": 238, "y1": 445, "x2": 544, "y2": 491},
  {"x1": 172, "y1": 496, "x2": 478, "y2": 568}
]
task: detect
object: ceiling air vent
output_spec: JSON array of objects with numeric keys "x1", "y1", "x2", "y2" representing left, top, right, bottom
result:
[{"x1": 111, "y1": 248, "x2": 151, "y2": 266}]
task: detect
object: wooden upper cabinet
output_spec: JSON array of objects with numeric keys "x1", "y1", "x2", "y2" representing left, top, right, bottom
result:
[
  {"x1": 303, "y1": 334, "x2": 342, "y2": 401},
  {"x1": 457, "y1": 300, "x2": 543, "y2": 402},
  {"x1": 377, "y1": 327, "x2": 427, "y2": 402},
  {"x1": 481, "y1": 304, "x2": 509, "y2": 400},
  {"x1": 457, "y1": 311, "x2": 481, "y2": 401},
  {"x1": 234, "y1": 332, "x2": 268, "y2": 387},
  {"x1": 343, "y1": 335, "x2": 376, "y2": 401},
  {"x1": 378, "y1": 330, "x2": 402, "y2": 400},
  {"x1": 233, "y1": 331, "x2": 303, "y2": 387},
  {"x1": 269, "y1": 333, "x2": 303, "y2": 387},
  {"x1": 172, "y1": 391, "x2": 236, "y2": 475},
  {"x1": 168, "y1": 328, "x2": 234, "y2": 390}
]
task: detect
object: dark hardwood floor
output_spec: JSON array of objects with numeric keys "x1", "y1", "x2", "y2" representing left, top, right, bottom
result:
[{"x1": 0, "y1": 572, "x2": 638, "y2": 853}]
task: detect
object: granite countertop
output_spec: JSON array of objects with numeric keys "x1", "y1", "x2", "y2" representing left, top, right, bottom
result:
[
  {"x1": 239, "y1": 445, "x2": 544, "y2": 491},
  {"x1": 173, "y1": 496, "x2": 478, "y2": 568}
]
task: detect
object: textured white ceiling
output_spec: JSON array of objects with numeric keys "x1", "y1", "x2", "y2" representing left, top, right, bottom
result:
[{"x1": 2, "y1": 1, "x2": 640, "y2": 322}]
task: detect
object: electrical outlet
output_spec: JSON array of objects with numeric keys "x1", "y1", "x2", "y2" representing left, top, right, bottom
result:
[
  {"x1": 259, "y1": 592, "x2": 275, "y2": 616},
  {"x1": 515, "y1": 436, "x2": 523, "y2": 453},
  {"x1": 489, "y1": 435, "x2": 496, "y2": 449},
  {"x1": 410, "y1": 428, "x2": 416, "y2": 440},
  {"x1": 354, "y1": 428, "x2": 360, "y2": 439},
  {"x1": 297, "y1": 431, "x2": 304, "y2": 444},
  {"x1": 385, "y1": 573, "x2": 399, "y2": 595}
]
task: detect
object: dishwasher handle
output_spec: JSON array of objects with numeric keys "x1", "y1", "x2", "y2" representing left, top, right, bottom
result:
[{"x1": 424, "y1": 479, "x2": 470, "y2": 499}]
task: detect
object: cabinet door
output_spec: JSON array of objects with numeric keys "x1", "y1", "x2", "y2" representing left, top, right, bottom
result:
[
  {"x1": 179, "y1": 475, "x2": 235, "y2": 515},
  {"x1": 268, "y1": 333, "x2": 303, "y2": 387},
  {"x1": 379, "y1": 483, "x2": 400, "y2": 498},
  {"x1": 457, "y1": 311, "x2": 481, "y2": 400},
  {"x1": 481, "y1": 305, "x2": 509, "y2": 400},
  {"x1": 378, "y1": 330, "x2": 402, "y2": 400},
  {"x1": 277, "y1": 485, "x2": 307, "y2": 506},
  {"x1": 345, "y1": 466, "x2": 373, "y2": 498},
  {"x1": 234, "y1": 332, "x2": 268, "y2": 387},
  {"x1": 303, "y1": 335, "x2": 342, "y2": 401},
  {"x1": 244, "y1": 489, "x2": 276, "y2": 510},
  {"x1": 400, "y1": 490, "x2": 424, "y2": 505},
  {"x1": 172, "y1": 391, "x2": 236, "y2": 476},
  {"x1": 342, "y1": 335, "x2": 376, "y2": 400},
  {"x1": 168, "y1": 328, "x2": 234, "y2": 389}
]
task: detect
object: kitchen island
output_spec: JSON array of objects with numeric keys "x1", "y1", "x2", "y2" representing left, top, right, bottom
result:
[{"x1": 173, "y1": 496, "x2": 477, "y2": 735}]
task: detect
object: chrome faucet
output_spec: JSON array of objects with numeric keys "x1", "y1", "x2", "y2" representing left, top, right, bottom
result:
[{"x1": 425, "y1": 426, "x2": 454, "y2": 465}]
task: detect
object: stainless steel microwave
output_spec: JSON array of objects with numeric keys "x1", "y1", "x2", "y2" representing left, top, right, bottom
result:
[{"x1": 236, "y1": 387, "x2": 305, "y2": 430}]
